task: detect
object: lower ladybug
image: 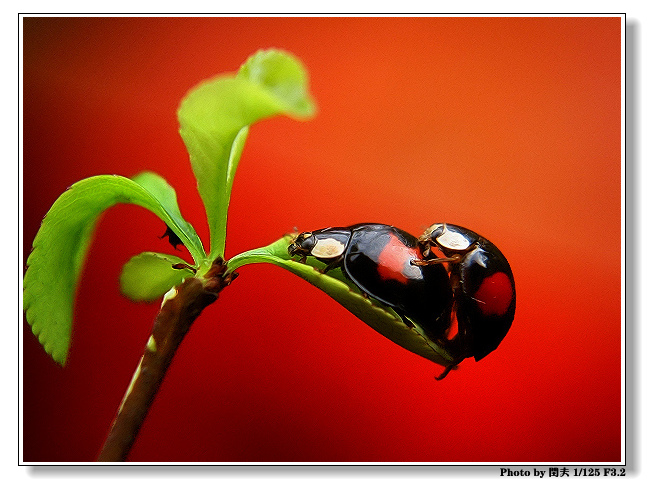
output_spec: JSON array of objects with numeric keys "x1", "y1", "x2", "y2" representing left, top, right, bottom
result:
[
  {"x1": 414, "y1": 223, "x2": 516, "y2": 376},
  {"x1": 288, "y1": 224, "x2": 453, "y2": 340}
]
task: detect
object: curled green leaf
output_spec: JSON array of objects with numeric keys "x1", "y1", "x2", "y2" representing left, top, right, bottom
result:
[
  {"x1": 23, "y1": 174, "x2": 203, "y2": 365},
  {"x1": 120, "y1": 252, "x2": 195, "y2": 302},
  {"x1": 178, "y1": 49, "x2": 316, "y2": 261},
  {"x1": 236, "y1": 49, "x2": 316, "y2": 118},
  {"x1": 228, "y1": 237, "x2": 455, "y2": 369}
]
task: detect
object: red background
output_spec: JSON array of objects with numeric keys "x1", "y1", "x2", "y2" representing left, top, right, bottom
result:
[{"x1": 22, "y1": 16, "x2": 622, "y2": 463}]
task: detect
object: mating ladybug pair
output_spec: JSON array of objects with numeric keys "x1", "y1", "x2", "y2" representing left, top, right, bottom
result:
[{"x1": 288, "y1": 223, "x2": 515, "y2": 379}]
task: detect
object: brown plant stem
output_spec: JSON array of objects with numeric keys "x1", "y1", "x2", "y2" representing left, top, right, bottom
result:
[{"x1": 97, "y1": 258, "x2": 235, "y2": 462}]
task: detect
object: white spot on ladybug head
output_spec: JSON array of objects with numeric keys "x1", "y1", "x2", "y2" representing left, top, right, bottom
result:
[
  {"x1": 436, "y1": 226, "x2": 472, "y2": 251},
  {"x1": 311, "y1": 238, "x2": 345, "y2": 259}
]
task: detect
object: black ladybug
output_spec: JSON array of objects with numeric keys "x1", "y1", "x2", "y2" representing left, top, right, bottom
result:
[
  {"x1": 414, "y1": 223, "x2": 516, "y2": 367},
  {"x1": 288, "y1": 223, "x2": 453, "y2": 340},
  {"x1": 289, "y1": 222, "x2": 515, "y2": 379}
]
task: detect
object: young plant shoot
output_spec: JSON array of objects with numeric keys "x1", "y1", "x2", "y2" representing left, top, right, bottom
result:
[{"x1": 23, "y1": 49, "x2": 514, "y2": 461}]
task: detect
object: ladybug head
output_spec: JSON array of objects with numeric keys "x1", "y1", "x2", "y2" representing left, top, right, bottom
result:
[
  {"x1": 289, "y1": 229, "x2": 350, "y2": 263},
  {"x1": 419, "y1": 223, "x2": 479, "y2": 258}
]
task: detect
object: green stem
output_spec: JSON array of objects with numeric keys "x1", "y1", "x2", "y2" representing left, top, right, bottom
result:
[
  {"x1": 97, "y1": 258, "x2": 235, "y2": 461},
  {"x1": 226, "y1": 235, "x2": 295, "y2": 272}
]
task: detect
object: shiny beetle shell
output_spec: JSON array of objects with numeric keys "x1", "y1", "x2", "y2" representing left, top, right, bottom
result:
[
  {"x1": 288, "y1": 222, "x2": 515, "y2": 378},
  {"x1": 289, "y1": 224, "x2": 453, "y2": 340},
  {"x1": 418, "y1": 223, "x2": 516, "y2": 362}
]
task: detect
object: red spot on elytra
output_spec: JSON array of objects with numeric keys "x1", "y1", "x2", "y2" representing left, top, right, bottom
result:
[
  {"x1": 376, "y1": 233, "x2": 419, "y2": 284},
  {"x1": 473, "y1": 272, "x2": 513, "y2": 316},
  {"x1": 446, "y1": 311, "x2": 459, "y2": 340}
]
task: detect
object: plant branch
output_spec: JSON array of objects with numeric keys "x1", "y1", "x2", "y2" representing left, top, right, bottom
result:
[{"x1": 97, "y1": 258, "x2": 235, "y2": 462}]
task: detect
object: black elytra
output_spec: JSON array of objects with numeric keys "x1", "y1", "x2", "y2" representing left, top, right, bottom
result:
[
  {"x1": 288, "y1": 223, "x2": 453, "y2": 340},
  {"x1": 289, "y1": 222, "x2": 516, "y2": 377},
  {"x1": 417, "y1": 223, "x2": 516, "y2": 362}
]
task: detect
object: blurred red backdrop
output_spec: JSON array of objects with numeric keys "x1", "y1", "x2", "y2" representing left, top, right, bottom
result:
[{"x1": 21, "y1": 16, "x2": 622, "y2": 463}]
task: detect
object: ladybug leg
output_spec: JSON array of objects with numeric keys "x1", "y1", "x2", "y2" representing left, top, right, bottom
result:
[
  {"x1": 321, "y1": 256, "x2": 344, "y2": 274},
  {"x1": 411, "y1": 254, "x2": 462, "y2": 266},
  {"x1": 435, "y1": 364, "x2": 456, "y2": 380},
  {"x1": 287, "y1": 248, "x2": 307, "y2": 264},
  {"x1": 395, "y1": 312, "x2": 416, "y2": 328}
]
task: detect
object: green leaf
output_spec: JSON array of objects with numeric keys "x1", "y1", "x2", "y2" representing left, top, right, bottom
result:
[
  {"x1": 120, "y1": 252, "x2": 195, "y2": 302},
  {"x1": 178, "y1": 49, "x2": 316, "y2": 261},
  {"x1": 23, "y1": 174, "x2": 203, "y2": 365},
  {"x1": 227, "y1": 237, "x2": 456, "y2": 369},
  {"x1": 130, "y1": 171, "x2": 205, "y2": 262}
]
